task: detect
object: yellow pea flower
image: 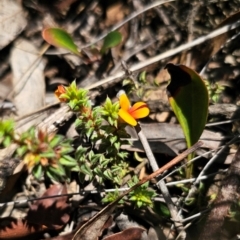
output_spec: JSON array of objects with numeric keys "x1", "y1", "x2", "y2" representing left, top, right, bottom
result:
[{"x1": 118, "y1": 90, "x2": 150, "y2": 126}]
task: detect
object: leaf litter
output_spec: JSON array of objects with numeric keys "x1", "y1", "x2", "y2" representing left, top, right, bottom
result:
[{"x1": 0, "y1": 1, "x2": 240, "y2": 240}]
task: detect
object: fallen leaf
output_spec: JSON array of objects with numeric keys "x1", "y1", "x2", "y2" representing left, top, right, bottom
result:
[
  {"x1": 0, "y1": 217, "x2": 45, "y2": 239},
  {"x1": 55, "y1": 0, "x2": 78, "y2": 16},
  {"x1": 72, "y1": 203, "x2": 115, "y2": 240},
  {"x1": 123, "y1": 125, "x2": 225, "y2": 163},
  {"x1": 103, "y1": 227, "x2": 145, "y2": 240},
  {"x1": 0, "y1": 0, "x2": 27, "y2": 50},
  {"x1": 27, "y1": 184, "x2": 70, "y2": 230},
  {"x1": 10, "y1": 38, "x2": 46, "y2": 132}
]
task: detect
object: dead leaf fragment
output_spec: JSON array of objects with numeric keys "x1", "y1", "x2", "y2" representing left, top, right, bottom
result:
[
  {"x1": 10, "y1": 38, "x2": 46, "y2": 132},
  {"x1": 0, "y1": 217, "x2": 45, "y2": 239},
  {"x1": 73, "y1": 197, "x2": 118, "y2": 240},
  {"x1": 103, "y1": 227, "x2": 145, "y2": 240},
  {"x1": 125, "y1": 123, "x2": 224, "y2": 156},
  {"x1": 27, "y1": 184, "x2": 70, "y2": 230},
  {"x1": 0, "y1": 0, "x2": 27, "y2": 49}
]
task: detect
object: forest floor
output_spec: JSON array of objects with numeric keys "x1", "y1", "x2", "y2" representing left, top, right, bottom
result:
[{"x1": 1, "y1": 0, "x2": 240, "y2": 240}]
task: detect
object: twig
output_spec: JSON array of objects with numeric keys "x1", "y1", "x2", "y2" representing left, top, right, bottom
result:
[
  {"x1": 165, "y1": 169, "x2": 228, "y2": 187},
  {"x1": 87, "y1": 18, "x2": 240, "y2": 91},
  {"x1": 136, "y1": 124, "x2": 186, "y2": 236},
  {"x1": 160, "y1": 149, "x2": 218, "y2": 185}
]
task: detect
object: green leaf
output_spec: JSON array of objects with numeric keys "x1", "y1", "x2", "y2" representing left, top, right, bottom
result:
[
  {"x1": 59, "y1": 156, "x2": 76, "y2": 167},
  {"x1": 49, "y1": 165, "x2": 66, "y2": 176},
  {"x1": 3, "y1": 135, "x2": 12, "y2": 147},
  {"x1": 16, "y1": 145, "x2": 28, "y2": 157},
  {"x1": 139, "y1": 71, "x2": 147, "y2": 83},
  {"x1": 39, "y1": 151, "x2": 56, "y2": 158},
  {"x1": 78, "y1": 172, "x2": 86, "y2": 184},
  {"x1": 100, "y1": 31, "x2": 122, "y2": 54},
  {"x1": 103, "y1": 169, "x2": 113, "y2": 180},
  {"x1": 32, "y1": 165, "x2": 43, "y2": 179},
  {"x1": 49, "y1": 135, "x2": 63, "y2": 148},
  {"x1": 80, "y1": 164, "x2": 92, "y2": 177},
  {"x1": 46, "y1": 169, "x2": 62, "y2": 182},
  {"x1": 42, "y1": 27, "x2": 80, "y2": 56},
  {"x1": 59, "y1": 145, "x2": 74, "y2": 155},
  {"x1": 137, "y1": 201, "x2": 143, "y2": 208},
  {"x1": 166, "y1": 63, "x2": 208, "y2": 146},
  {"x1": 76, "y1": 146, "x2": 88, "y2": 162},
  {"x1": 154, "y1": 202, "x2": 171, "y2": 217},
  {"x1": 165, "y1": 63, "x2": 208, "y2": 177}
]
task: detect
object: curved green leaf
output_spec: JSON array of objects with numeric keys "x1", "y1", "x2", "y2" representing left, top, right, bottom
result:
[
  {"x1": 165, "y1": 63, "x2": 209, "y2": 176},
  {"x1": 42, "y1": 27, "x2": 80, "y2": 56},
  {"x1": 100, "y1": 31, "x2": 122, "y2": 54},
  {"x1": 166, "y1": 63, "x2": 208, "y2": 146}
]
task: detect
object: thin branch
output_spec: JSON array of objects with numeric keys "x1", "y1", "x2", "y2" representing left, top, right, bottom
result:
[
  {"x1": 87, "y1": 18, "x2": 240, "y2": 90},
  {"x1": 136, "y1": 124, "x2": 186, "y2": 236}
]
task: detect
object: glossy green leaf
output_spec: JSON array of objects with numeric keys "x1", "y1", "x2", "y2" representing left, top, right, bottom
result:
[
  {"x1": 42, "y1": 28, "x2": 80, "y2": 56},
  {"x1": 165, "y1": 63, "x2": 208, "y2": 176},
  {"x1": 100, "y1": 31, "x2": 122, "y2": 54}
]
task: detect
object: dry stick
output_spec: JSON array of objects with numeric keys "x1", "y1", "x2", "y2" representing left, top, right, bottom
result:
[
  {"x1": 160, "y1": 149, "x2": 219, "y2": 184},
  {"x1": 87, "y1": 18, "x2": 240, "y2": 91},
  {"x1": 72, "y1": 141, "x2": 203, "y2": 240},
  {"x1": 15, "y1": 101, "x2": 60, "y2": 122},
  {"x1": 1, "y1": 169, "x2": 227, "y2": 210},
  {"x1": 135, "y1": 124, "x2": 186, "y2": 236}
]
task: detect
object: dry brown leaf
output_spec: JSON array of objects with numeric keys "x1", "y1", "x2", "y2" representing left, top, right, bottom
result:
[
  {"x1": 125, "y1": 123, "x2": 224, "y2": 156},
  {"x1": 10, "y1": 38, "x2": 46, "y2": 132},
  {"x1": 0, "y1": 0, "x2": 27, "y2": 50},
  {"x1": 72, "y1": 203, "x2": 115, "y2": 240},
  {"x1": 55, "y1": 0, "x2": 78, "y2": 16},
  {"x1": 0, "y1": 217, "x2": 45, "y2": 239},
  {"x1": 105, "y1": 3, "x2": 128, "y2": 27},
  {"x1": 27, "y1": 184, "x2": 70, "y2": 230},
  {"x1": 103, "y1": 227, "x2": 145, "y2": 240}
]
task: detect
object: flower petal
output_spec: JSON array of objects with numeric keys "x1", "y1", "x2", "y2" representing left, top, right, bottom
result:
[
  {"x1": 118, "y1": 109, "x2": 137, "y2": 126},
  {"x1": 119, "y1": 93, "x2": 131, "y2": 111},
  {"x1": 129, "y1": 102, "x2": 150, "y2": 119},
  {"x1": 55, "y1": 85, "x2": 67, "y2": 102}
]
